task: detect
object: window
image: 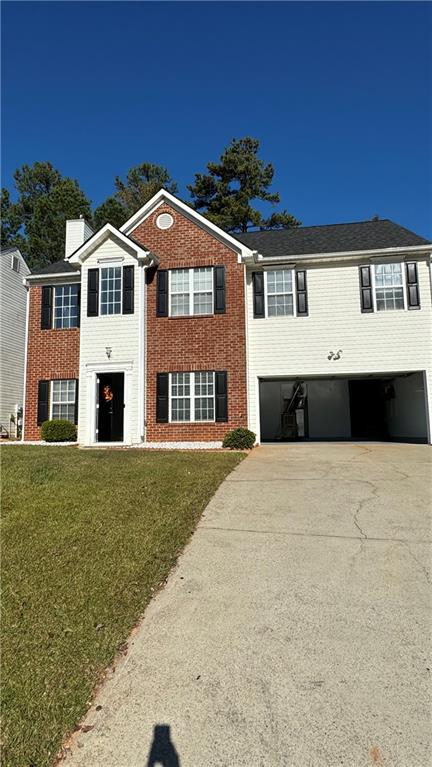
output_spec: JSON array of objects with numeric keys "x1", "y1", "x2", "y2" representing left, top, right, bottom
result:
[
  {"x1": 169, "y1": 268, "x2": 213, "y2": 316},
  {"x1": 51, "y1": 380, "x2": 76, "y2": 422},
  {"x1": 11, "y1": 255, "x2": 20, "y2": 273},
  {"x1": 54, "y1": 285, "x2": 79, "y2": 328},
  {"x1": 100, "y1": 266, "x2": 122, "y2": 315},
  {"x1": 374, "y1": 264, "x2": 405, "y2": 311},
  {"x1": 265, "y1": 269, "x2": 295, "y2": 317},
  {"x1": 170, "y1": 371, "x2": 215, "y2": 422}
]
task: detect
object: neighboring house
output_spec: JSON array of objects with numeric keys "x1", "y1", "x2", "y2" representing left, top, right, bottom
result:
[
  {"x1": 1, "y1": 247, "x2": 31, "y2": 438},
  {"x1": 22, "y1": 190, "x2": 432, "y2": 445}
]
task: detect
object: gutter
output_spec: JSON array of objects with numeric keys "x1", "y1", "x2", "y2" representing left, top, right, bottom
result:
[{"x1": 243, "y1": 244, "x2": 432, "y2": 266}]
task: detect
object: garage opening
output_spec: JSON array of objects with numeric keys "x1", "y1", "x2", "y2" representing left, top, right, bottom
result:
[{"x1": 259, "y1": 372, "x2": 429, "y2": 443}]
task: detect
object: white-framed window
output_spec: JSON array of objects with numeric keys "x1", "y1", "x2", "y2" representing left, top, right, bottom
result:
[
  {"x1": 100, "y1": 266, "x2": 122, "y2": 315},
  {"x1": 265, "y1": 269, "x2": 295, "y2": 317},
  {"x1": 51, "y1": 380, "x2": 76, "y2": 422},
  {"x1": 373, "y1": 263, "x2": 406, "y2": 311},
  {"x1": 54, "y1": 285, "x2": 79, "y2": 328},
  {"x1": 169, "y1": 267, "x2": 213, "y2": 317},
  {"x1": 169, "y1": 371, "x2": 215, "y2": 422}
]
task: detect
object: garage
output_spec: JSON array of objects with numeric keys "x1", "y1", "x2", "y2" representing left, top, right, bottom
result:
[{"x1": 259, "y1": 372, "x2": 429, "y2": 443}]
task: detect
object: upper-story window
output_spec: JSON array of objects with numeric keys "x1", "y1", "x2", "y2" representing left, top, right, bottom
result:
[
  {"x1": 252, "y1": 268, "x2": 308, "y2": 318},
  {"x1": 373, "y1": 264, "x2": 404, "y2": 311},
  {"x1": 11, "y1": 254, "x2": 20, "y2": 272},
  {"x1": 156, "y1": 266, "x2": 226, "y2": 318},
  {"x1": 360, "y1": 261, "x2": 420, "y2": 313},
  {"x1": 54, "y1": 285, "x2": 80, "y2": 328},
  {"x1": 100, "y1": 266, "x2": 122, "y2": 315},
  {"x1": 266, "y1": 270, "x2": 295, "y2": 316},
  {"x1": 170, "y1": 268, "x2": 213, "y2": 316},
  {"x1": 41, "y1": 284, "x2": 80, "y2": 330}
]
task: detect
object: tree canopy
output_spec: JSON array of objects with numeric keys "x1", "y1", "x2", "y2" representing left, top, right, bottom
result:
[
  {"x1": 188, "y1": 137, "x2": 300, "y2": 232},
  {"x1": 1, "y1": 162, "x2": 91, "y2": 269}
]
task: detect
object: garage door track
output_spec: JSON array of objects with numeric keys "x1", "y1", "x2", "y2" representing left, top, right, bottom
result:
[{"x1": 66, "y1": 443, "x2": 431, "y2": 767}]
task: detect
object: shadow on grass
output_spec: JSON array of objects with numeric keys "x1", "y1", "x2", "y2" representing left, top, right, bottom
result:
[{"x1": 146, "y1": 724, "x2": 180, "y2": 766}]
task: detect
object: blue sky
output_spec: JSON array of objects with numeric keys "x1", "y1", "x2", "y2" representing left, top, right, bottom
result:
[{"x1": 2, "y1": 1, "x2": 431, "y2": 236}]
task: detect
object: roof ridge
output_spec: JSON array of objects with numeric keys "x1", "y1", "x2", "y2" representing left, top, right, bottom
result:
[{"x1": 239, "y1": 219, "x2": 392, "y2": 235}]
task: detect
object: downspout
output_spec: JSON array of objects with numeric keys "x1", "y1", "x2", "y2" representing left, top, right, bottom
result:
[{"x1": 21, "y1": 280, "x2": 30, "y2": 441}]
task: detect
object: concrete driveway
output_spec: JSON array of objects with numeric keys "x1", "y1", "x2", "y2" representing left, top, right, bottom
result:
[{"x1": 65, "y1": 443, "x2": 431, "y2": 767}]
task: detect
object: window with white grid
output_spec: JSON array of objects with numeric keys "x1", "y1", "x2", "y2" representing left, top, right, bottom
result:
[
  {"x1": 100, "y1": 266, "x2": 122, "y2": 315},
  {"x1": 169, "y1": 268, "x2": 213, "y2": 316},
  {"x1": 374, "y1": 263, "x2": 405, "y2": 311},
  {"x1": 194, "y1": 372, "x2": 215, "y2": 421},
  {"x1": 54, "y1": 285, "x2": 79, "y2": 328},
  {"x1": 170, "y1": 373, "x2": 191, "y2": 421},
  {"x1": 51, "y1": 380, "x2": 76, "y2": 422},
  {"x1": 266, "y1": 270, "x2": 294, "y2": 317},
  {"x1": 170, "y1": 372, "x2": 215, "y2": 422}
]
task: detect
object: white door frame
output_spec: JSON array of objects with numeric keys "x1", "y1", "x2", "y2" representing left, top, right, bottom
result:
[{"x1": 85, "y1": 361, "x2": 134, "y2": 445}]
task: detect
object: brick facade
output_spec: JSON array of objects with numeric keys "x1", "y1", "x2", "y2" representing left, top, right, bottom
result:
[
  {"x1": 132, "y1": 203, "x2": 248, "y2": 442},
  {"x1": 24, "y1": 285, "x2": 80, "y2": 440}
]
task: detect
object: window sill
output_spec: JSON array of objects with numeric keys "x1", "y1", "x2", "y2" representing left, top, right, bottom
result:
[{"x1": 166, "y1": 314, "x2": 216, "y2": 320}]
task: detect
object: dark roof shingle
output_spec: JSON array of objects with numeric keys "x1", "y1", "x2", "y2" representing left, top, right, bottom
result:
[
  {"x1": 234, "y1": 219, "x2": 431, "y2": 257},
  {"x1": 32, "y1": 260, "x2": 79, "y2": 275}
]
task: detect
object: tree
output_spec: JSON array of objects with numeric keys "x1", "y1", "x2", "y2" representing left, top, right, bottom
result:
[
  {"x1": 1, "y1": 188, "x2": 24, "y2": 251},
  {"x1": 188, "y1": 137, "x2": 300, "y2": 232},
  {"x1": 93, "y1": 196, "x2": 127, "y2": 231},
  {"x1": 1, "y1": 162, "x2": 92, "y2": 269},
  {"x1": 114, "y1": 163, "x2": 177, "y2": 215},
  {"x1": 26, "y1": 178, "x2": 92, "y2": 268}
]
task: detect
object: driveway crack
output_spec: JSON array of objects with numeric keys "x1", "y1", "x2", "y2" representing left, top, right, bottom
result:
[{"x1": 403, "y1": 543, "x2": 431, "y2": 584}]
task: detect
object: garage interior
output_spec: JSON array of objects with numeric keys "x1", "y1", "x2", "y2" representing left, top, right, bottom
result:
[{"x1": 259, "y1": 372, "x2": 429, "y2": 443}]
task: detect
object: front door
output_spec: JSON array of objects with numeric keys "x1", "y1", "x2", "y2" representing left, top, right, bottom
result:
[{"x1": 97, "y1": 373, "x2": 124, "y2": 442}]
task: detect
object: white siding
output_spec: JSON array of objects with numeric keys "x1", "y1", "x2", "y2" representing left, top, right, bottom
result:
[
  {"x1": 0, "y1": 250, "x2": 30, "y2": 436},
  {"x1": 78, "y1": 237, "x2": 143, "y2": 445},
  {"x1": 246, "y1": 257, "x2": 432, "y2": 442}
]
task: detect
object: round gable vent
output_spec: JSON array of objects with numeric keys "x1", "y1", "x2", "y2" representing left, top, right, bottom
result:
[{"x1": 156, "y1": 213, "x2": 174, "y2": 230}]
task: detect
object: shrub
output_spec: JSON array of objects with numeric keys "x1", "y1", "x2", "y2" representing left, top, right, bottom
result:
[
  {"x1": 40, "y1": 420, "x2": 77, "y2": 442},
  {"x1": 222, "y1": 427, "x2": 256, "y2": 450}
]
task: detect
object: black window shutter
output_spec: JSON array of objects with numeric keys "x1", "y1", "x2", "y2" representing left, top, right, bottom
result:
[
  {"x1": 74, "y1": 379, "x2": 79, "y2": 425},
  {"x1": 41, "y1": 286, "x2": 53, "y2": 329},
  {"x1": 156, "y1": 270, "x2": 168, "y2": 317},
  {"x1": 296, "y1": 270, "x2": 308, "y2": 316},
  {"x1": 405, "y1": 262, "x2": 420, "y2": 310},
  {"x1": 76, "y1": 285, "x2": 81, "y2": 327},
  {"x1": 87, "y1": 269, "x2": 99, "y2": 316},
  {"x1": 215, "y1": 371, "x2": 228, "y2": 422},
  {"x1": 156, "y1": 373, "x2": 169, "y2": 422},
  {"x1": 122, "y1": 265, "x2": 135, "y2": 314},
  {"x1": 359, "y1": 266, "x2": 373, "y2": 312},
  {"x1": 214, "y1": 266, "x2": 226, "y2": 314},
  {"x1": 252, "y1": 272, "x2": 265, "y2": 318},
  {"x1": 37, "y1": 380, "x2": 49, "y2": 425}
]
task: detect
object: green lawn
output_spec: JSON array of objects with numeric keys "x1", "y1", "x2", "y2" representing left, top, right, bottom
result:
[{"x1": 1, "y1": 446, "x2": 244, "y2": 767}]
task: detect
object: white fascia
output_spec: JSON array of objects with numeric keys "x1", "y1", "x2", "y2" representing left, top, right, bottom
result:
[
  {"x1": 25, "y1": 272, "x2": 81, "y2": 285},
  {"x1": 246, "y1": 244, "x2": 432, "y2": 267},
  {"x1": 68, "y1": 223, "x2": 157, "y2": 266},
  {"x1": 120, "y1": 188, "x2": 254, "y2": 262}
]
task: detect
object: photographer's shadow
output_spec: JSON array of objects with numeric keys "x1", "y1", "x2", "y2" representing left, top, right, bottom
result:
[{"x1": 146, "y1": 724, "x2": 180, "y2": 767}]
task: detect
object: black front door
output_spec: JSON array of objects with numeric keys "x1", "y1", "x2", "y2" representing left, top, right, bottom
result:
[{"x1": 97, "y1": 373, "x2": 124, "y2": 442}]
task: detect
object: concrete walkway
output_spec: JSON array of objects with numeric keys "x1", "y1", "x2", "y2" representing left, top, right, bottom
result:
[{"x1": 65, "y1": 443, "x2": 431, "y2": 767}]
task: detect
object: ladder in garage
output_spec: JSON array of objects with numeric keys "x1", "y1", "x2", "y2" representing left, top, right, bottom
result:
[{"x1": 281, "y1": 382, "x2": 304, "y2": 439}]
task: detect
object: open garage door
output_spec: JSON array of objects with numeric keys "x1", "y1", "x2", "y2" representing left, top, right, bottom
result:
[{"x1": 259, "y1": 372, "x2": 429, "y2": 443}]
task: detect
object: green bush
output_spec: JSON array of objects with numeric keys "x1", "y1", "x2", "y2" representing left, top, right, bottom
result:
[
  {"x1": 40, "y1": 420, "x2": 77, "y2": 442},
  {"x1": 222, "y1": 427, "x2": 256, "y2": 450}
]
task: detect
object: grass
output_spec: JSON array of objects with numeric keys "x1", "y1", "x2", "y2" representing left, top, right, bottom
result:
[{"x1": 1, "y1": 446, "x2": 244, "y2": 767}]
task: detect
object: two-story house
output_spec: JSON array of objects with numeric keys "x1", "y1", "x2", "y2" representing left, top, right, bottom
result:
[
  {"x1": 22, "y1": 189, "x2": 432, "y2": 445},
  {"x1": 1, "y1": 247, "x2": 31, "y2": 438}
]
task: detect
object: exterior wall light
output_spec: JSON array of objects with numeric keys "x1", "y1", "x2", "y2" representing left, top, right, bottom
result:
[{"x1": 105, "y1": 346, "x2": 112, "y2": 359}]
